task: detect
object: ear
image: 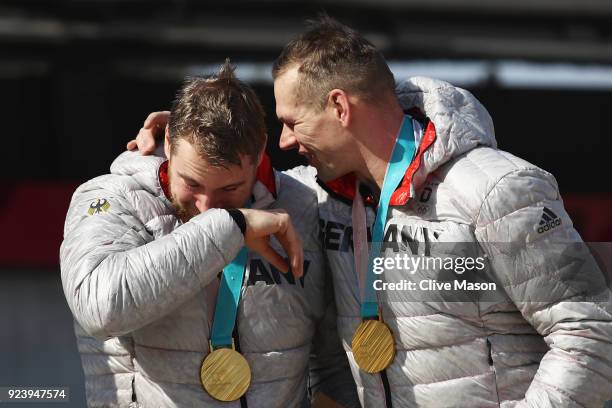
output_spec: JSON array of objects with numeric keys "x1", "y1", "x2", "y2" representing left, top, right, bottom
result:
[
  {"x1": 328, "y1": 89, "x2": 351, "y2": 128},
  {"x1": 164, "y1": 125, "x2": 171, "y2": 159},
  {"x1": 255, "y1": 143, "x2": 266, "y2": 167}
]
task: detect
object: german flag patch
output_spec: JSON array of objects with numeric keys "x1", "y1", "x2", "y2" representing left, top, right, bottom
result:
[{"x1": 88, "y1": 198, "x2": 111, "y2": 215}]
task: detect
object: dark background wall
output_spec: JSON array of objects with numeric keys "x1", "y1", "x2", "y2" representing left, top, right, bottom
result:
[
  {"x1": 4, "y1": 76, "x2": 612, "y2": 189},
  {"x1": 2, "y1": 0, "x2": 612, "y2": 187}
]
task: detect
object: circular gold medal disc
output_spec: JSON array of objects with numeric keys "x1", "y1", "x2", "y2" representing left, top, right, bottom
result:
[
  {"x1": 351, "y1": 319, "x2": 395, "y2": 373},
  {"x1": 200, "y1": 348, "x2": 251, "y2": 402}
]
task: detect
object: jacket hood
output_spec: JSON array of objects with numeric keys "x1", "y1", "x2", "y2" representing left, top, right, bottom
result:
[
  {"x1": 396, "y1": 76, "x2": 497, "y2": 186},
  {"x1": 110, "y1": 150, "x2": 167, "y2": 197}
]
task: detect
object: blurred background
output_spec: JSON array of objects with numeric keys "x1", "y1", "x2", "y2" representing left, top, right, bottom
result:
[{"x1": 1, "y1": 0, "x2": 611, "y2": 406}]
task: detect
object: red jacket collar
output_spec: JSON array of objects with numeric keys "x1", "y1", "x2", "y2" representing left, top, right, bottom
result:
[
  {"x1": 158, "y1": 152, "x2": 277, "y2": 200},
  {"x1": 254, "y1": 153, "x2": 276, "y2": 198},
  {"x1": 322, "y1": 119, "x2": 436, "y2": 206},
  {"x1": 159, "y1": 160, "x2": 171, "y2": 199}
]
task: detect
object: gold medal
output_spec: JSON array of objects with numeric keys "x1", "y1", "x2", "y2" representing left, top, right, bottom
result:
[
  {"x1": 200, "y1": 345, "x2": 251, "y2": 402},
  {"x1": 351, "y1": 319, "x2": 395, "y2": 373}
]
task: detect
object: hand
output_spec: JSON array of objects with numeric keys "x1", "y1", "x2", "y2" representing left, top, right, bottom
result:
[
  {"x1": 126, "y1": 111, "x2": 170, "y2": 154},
  {"x1": 239, "y1": 208, "x2": 304, "y2": 279}
]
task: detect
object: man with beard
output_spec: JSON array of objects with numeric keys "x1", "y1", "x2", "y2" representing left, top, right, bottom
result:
[
  {"x1": 61, "y1": 61, "x2": 357, "y2": 407},
  {"x1": 133, "y1": 17, "x2": 612, "y2": 408}
]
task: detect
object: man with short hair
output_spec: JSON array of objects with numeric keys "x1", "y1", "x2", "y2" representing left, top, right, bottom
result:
[
  {"x1": 134, "y1": 17, "x2": 612, "y2": 407},
  {"x1": 274, "y1": 17, "x2": 612, "y2": 408},
  {"x1": 61, "y1": 61, "x2": 356, "y2": 407}
]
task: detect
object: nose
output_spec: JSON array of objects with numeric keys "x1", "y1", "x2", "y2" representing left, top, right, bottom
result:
[
  {"x1": 194, "y1": 194, "x2": 218, "y2": 213},
  {"x1": 279, "y1": 124, "x2": 298, "y2": 151}
]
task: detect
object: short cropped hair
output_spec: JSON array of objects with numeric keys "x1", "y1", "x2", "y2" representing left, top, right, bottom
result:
[
  {"x1": 168, "y1": 60, "x2": 267, "y2": 167},
  {"x1": 272, "y1": 15, "x2": 395, "y2": 111}
]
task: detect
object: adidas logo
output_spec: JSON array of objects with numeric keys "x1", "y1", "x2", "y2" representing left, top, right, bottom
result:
[{"x1": 537, "y1": 207, "x2": 561, "y2": 234}]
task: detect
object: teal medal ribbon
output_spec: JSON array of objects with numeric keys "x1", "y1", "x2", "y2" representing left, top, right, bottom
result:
[
  {"x1": 210, "y1": 246, "x2": 249, "y2": 348},
  {"x1": 210, "y1": 202, "x2": 252, "y2": 349},
  {"x1": 361, "y1": 115, "x2": 416, "y2": 319}
]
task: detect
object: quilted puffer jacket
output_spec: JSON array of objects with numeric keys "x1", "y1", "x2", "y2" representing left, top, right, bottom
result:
[
  {"x1": 60, "y1": 151, "x2": 355, "y2": 407},
  {"x1": 287, "y1": 76, "x2": 612, "y2": 407}
]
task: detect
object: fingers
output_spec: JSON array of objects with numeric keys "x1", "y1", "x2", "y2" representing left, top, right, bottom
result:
[
  {"x1": 128, "y1": 128, "x2": 157, "y2": 155},
  {"x1": 254, "y1": 240, "x2": 290, "y2": 274},
  {"x1": 136, "y1": 129, "x2": 156, "y2": 155},
  {"x1": 143, "y1": 111, "x2": 170, "y2": 129},
  {"x1": 275, "y1": 222, "x2": 304, "y2": 279},
  {"x1": 271, "y1": 209, "x2": 303, "y2": 278},
  {"x1": 241, "y1": 208, "x2": 304, "y2": 279},
  {"x1": 127, "y1": 111, "x2": 170, "y2": 155}
]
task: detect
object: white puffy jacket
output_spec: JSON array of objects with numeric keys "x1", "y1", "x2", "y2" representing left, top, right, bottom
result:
[
  {"x1": 287, "y1": 77, "x2": 612, "y2": 407},
  {"x1": 60, "y1": 151, "x2": 357, "y2": 407}
]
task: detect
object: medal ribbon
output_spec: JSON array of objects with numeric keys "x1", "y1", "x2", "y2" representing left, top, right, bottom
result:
[
  {"x1": 210, "y1": 247, "x2": 248, "y2": 348},
  {"x1": 352, "y1": 186, "x2": 369, "y2": 304},
  {"x1": 210, "y1": 203, "x2": 252, "y2": 349},
  {"x1": 356, "y1": 116, "x2": 416, "y2": 319}
]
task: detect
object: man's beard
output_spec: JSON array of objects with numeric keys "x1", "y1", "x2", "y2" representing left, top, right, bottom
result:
[
  {"x1": 171, "y1": 197, "x2": 198, "y2": 223},
  {"x1": 167, "y1": 172, "x2": 199, "y2": 222}
]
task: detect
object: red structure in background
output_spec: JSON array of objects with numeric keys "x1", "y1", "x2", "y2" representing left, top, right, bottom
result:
[
  {"x1": 0, "y1": 183, "x2": 611, "y2": 268},
  {"x1": 1, "y1": 182, "x2": 80, "y2": 268},
  {"x1": 562, "y1": 194, "x2": 612, "y2": 243}
]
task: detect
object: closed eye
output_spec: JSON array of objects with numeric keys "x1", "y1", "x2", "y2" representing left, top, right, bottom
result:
[
  {"x1": 278, "y1": 116, "x2": 295, "y2": 130},
  {"x1": 181, "y1": 177, "x2": 199, "y2": 189},
  {"x1": 221, "y1": 181, "x2": 245, "y2": 192}
]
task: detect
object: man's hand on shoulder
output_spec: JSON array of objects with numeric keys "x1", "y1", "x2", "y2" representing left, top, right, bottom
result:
[{"x1": 127, "y1": 111, "x2": 169, "y2": 154}]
